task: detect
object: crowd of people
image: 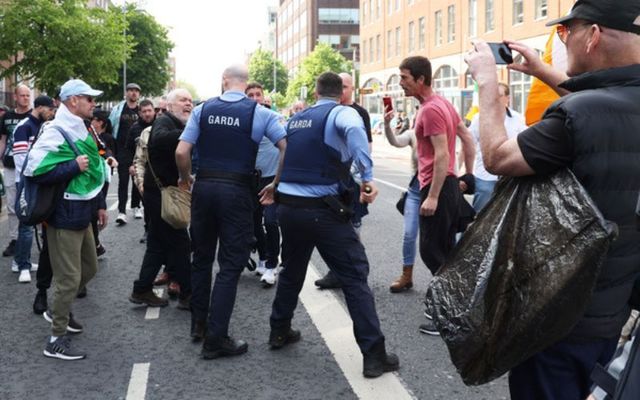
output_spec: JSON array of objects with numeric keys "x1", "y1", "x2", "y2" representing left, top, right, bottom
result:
[{"x1": 0, "y1": 0, "x2": 638, "y2": 397}]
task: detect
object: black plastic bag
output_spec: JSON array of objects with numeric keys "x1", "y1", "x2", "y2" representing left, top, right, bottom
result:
[{"x1": 425, "y1": 168, "x2": 617, "y2": 385}]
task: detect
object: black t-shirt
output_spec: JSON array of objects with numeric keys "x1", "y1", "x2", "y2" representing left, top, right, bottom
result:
[
  {"x1": 350, "y1": 103, "x2": 372, "y2": 143},
  {"x1": 517, "y1": 107, "x2": 573, "y2": 175},
  {"x1": 1, "y1": 109, "x2": 31, "y2": 168},
  {"x1": 117, "y1": 105, "x2": 139, "y2": 146}
]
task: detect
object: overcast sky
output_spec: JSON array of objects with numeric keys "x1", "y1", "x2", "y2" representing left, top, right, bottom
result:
[{"x1": 122, "y1": 0, "x2": 276, "y2": 98}]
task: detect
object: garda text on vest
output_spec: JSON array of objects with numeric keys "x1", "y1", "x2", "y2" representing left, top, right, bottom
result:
[
  {"x1": 289, "y1": 119, "x2": 312, "y2": 129},
  {"x1": 208, "y1": 115, "x2": 241, "y2": 127}
]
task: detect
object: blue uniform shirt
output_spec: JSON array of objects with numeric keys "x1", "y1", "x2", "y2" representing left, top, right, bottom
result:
[
  {"x1": 278, "y1": 99, "x2": 373, "y2": 197},
  {"x1": 180, "y1": 90, "x2": 286, "y2": 147}
]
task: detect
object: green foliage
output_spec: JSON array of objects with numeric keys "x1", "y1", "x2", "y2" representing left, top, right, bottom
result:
[
  {"x1": 101, "y1": 4, "x2": 174, "y2": 100},
  {"x1": 286, "y1": 43, "x2": 352, "y2": 105},
  {"x1": 248, "y1": 49, "x2": 288, "y2": 95},
  {"x1": 0, "y1": 0, "x2": 129, "y2": 94},
  {"x1": 271, "y1": 92, "x2": 288, "y2": 112}
]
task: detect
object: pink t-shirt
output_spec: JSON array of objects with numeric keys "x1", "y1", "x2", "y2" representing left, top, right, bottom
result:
[{"x1": 415, "y1": 94, "x2": 461, "y2": 188}]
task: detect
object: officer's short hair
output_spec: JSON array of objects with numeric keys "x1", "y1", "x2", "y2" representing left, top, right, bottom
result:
[
  {"x1": 399, "y1": 56, "x2": 432, "y2": 86},
  {"x1": 246, "y1": 82, "x2": 263, "y2": 94},
  {"x1": 223, "y1": 65, "x2": 249, "y2": 83},
  {"x1": 139, "y1": 99, "x2": 154, "y2": 109},
  {"x1": 316, "y1": 72, "x2": 343, "y2": 98}
]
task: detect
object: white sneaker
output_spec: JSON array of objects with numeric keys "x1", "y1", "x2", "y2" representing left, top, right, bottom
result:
[
  {"x1": 18, "y1": 269, "x2": 31, "y2": 283},
  {"x1": 260, "y1": 268, "x2": 276, "y2": 286},
  {"x1": 275, "y1": 265, "x2": 284, "y2": 275},
  {"x1": 30, "y1": 263, "x2": 38, "y2": 272},
  {"x1": 116, "y1": 213, "x2": 127, "y2": 225},
  {"x1": 11, "y1": 260, "x2": 18, "y2": 273},
  {"x1": 133, "y1": 207, "x2": 143, "y2": 219},
  {"x1": 256, "y1": 260, "x2": 267, "y2": 276}
]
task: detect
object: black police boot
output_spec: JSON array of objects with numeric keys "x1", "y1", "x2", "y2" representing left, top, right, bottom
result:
[
  {"x1": 190, "y1": 319, "x2": 207, "y2": 342},
  {"x1": 201, "y1": 336, "x2": 248, "y2": 360},
  {"x1": 269, "y1": 326, "x2": 301, "y2": 350},
  {"x1": 314, "y1": 271, "x2": 342, "y2": 289},
  {"x1": 33, "y1": 289, "x2": 48, "y2": 315},
  {"x1": 362, "y1": 339, "x2": 400, "y2": 378}
]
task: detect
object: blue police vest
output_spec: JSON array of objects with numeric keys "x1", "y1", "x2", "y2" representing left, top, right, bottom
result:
[
  {"x1": 197, "y1": 97, "x2": 258, "y2": 175},
  {"x1": 280, "y1": 103, "x2": 351, "y2": 185}
]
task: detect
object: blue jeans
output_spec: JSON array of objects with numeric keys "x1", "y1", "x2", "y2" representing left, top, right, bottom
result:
[
  {"x1": 14, "y1": 221, "x2": 33, "y2": 271},
  {"x1": 472, "y1": 177, "x2": 497, "y2": 213},
  {"x1": 402, "y1": 178, "x2": 421, "y2": 266}
]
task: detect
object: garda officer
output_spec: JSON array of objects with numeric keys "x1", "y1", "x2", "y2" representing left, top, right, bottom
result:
[
  {"x1": 176, "y1": 65, "x2": 286, "y2": 359},
  {"x1": 268, "y1": 72, "x2": 399, "y2": 378}
]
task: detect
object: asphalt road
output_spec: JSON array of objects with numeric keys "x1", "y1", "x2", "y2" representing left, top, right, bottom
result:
[{"x1": 0, "y1": 135, "x2": 509, "y2": 400}]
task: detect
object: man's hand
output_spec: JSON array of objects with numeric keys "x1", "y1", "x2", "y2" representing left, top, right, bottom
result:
[
  {"x1": 420, "y1": 196, "x2": 438, "y2": 216},
  {"x1": 177, "y1": 175, "x2": 193, "y2": 192},
  {"x1": 459, "y1": 181, "x2": 468, "y2": 192},
  {"x1": 106, "y1": 156, "x2": 118, "y2": 168},
  {"x1": 504, "y1": 40, "x2": 548, "y2": 78},
  {"x1": 360, "y1": 181, "x2": 378, "y2": 204},
  {"x1": 129, "y1": 165, "x2": 135, "y2": 176},
  {"x1": 259, "y1": 182, "x2": 276, "y2": 205},
  {"x1": 76, "y1": 155, "x2": 89, "y2": 172},
  {"x1": 383, "y1": 110, "x2": 394, "y2": 125},
  {"x1": 97, "y1": 209, "x2": 108, "y2": 230},
  {"x1": 464, "y1": 40, "x2": 499, "y2": 86}
]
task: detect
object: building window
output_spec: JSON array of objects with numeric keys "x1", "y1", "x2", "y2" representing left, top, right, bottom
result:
[
  {"x1": 510, "y1": 54, "x2": 536, "y2": 112},
  {"x1": 513, "y1": 0, "x2": 524, "y2": 25},
  {"x1": 318, "y1": 8, "x2": 359, "y2": 25},
  {"x1": 435, "y1": 10, "x2": 443, "y2": 46},
  {"x1": 395, "y1": 27, "x2": 401, "y2": 56},
  {"x1": 447, "y1": 5, "x2": 455, "y2": 43},
  {"x1": 468, "y1": 0, "x2": 477, "y2": 37},
  {"x1": 362, "y1": 1, "x2": 367, "y2": 24},
  {"x1": 408, "y1": 21, "x2": 415, "y2": 52},
  {"x1": 535, "y1": 0, "x2": 548, "y2": 20},
  {"x1": 418, "y1": 17, "x2": 425, "y2": 49},
  {"x1": 369, "y1": 0, "x2": 374, "y2": 23},
  {"x1": 369, "y1": 37, "x2": 374, "y2": 64},
  {"x1": 362, "y1": 41, "x2": 367, "y2": 63},
  {"x1": 376, "y1": 0, "x2": 381, "y2": 19},
  {"x1": 376, "y1": 34, "x2": 381, "y2": 61},
  {"x1": 387, "y1": 0, "x2": 392, "y2": 15},
  {"x1": 433, "y1": 65, "x2": 459, "y2": 90},
  {"x1": 318, "y1": 34, "x2": 359, "y2": 50},
  {"x1": 395, "y1": 0, "x2": 401, "y2": 11},
  {"x1": 485, "y1": 0, "x2": 495, "y2": 32},
  {"x1": 387, "y1": 30, "x2": 393, "y2": 57}
]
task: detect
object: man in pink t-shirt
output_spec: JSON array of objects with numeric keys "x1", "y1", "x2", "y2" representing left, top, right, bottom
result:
[{"x1": 398, "y1": 56, "x2": 476, "y2": 335}]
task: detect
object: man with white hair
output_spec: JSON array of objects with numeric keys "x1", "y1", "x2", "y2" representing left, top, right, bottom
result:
[
  {"x1": 176, "y1": 64, "x2": 286, "y2": 359},
  {"x1": 129, "y1": 88, "x2": 193, "y2": 309}
]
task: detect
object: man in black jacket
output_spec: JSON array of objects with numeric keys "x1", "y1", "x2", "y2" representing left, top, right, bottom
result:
[
  {"x1": 465, "y1": 1, "x2": 640, "y2": 398},
  {"x1": 125, "y1": 99, "x2": 155, "y2": 221},
  {"x1": 129, "y1": 88, "x2": 193, "y2": 309}
]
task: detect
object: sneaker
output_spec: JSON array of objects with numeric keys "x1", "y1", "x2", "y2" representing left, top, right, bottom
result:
[
  {"x1": 30, "y1": 263, "x2": 38, "y2": 271},
  {"x1": 255, "y1": 260, "x2": 267, "y2": 276},
  {"x1": 11, "y1": 260, "x2": 18, "y2": 273},
  {"x1": 116, "y1": 213, "x2": 127, "y2": 225},
  {"x1": 260, "y1": 268, "x2": 276, "y2": 287},
  {"x1": 43, "y1": 310, "x2": 83, "y2": 334},
  {"x1": 424, "y1": 310, "x2": 432, "y2": 320},
  {"x1": 133, "y1": 207, "x2": 143, "y2": 219},
  {"x1": 129, "y1": 290, "x2": 169, "y2": 307},
  {"x1": 18, "y1": 269, "x2": 31, "y2": 283},
  {"x1": 418, "y1": 320, "x2": 440, "y2": 336},
  {"x1": 43, "y1": 335, "x2": 86, "y2": 361},
  {"x1": 2, "y1": 240, "x2": 16, "y2": 257},
  {"x1": 33, "y1": 290, "x2": 48, "y2": 315}
]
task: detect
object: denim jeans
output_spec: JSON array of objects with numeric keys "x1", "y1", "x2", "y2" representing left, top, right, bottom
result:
[
  {"x1": 14, "y1": 221, "x2": 33, "y2": 271},
  {"x1": 472, "y1": 177, "x2": 497, "y2": 213},
  {"x1": 402, "y1": 177, "x2": 421, "y2": 266}
]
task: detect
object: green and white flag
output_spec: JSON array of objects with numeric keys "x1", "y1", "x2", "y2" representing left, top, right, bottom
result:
[{"x1": 25, "y1": 104, "x2": 105, "y2": 201}]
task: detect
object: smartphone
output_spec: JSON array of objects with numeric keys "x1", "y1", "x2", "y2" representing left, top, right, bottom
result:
[
  {"x1": 383, "y1": 96, "x2": 393, "y2": 113},
  {"x1": 488, "y1": 42, "x2": 514, "y2": 65}
]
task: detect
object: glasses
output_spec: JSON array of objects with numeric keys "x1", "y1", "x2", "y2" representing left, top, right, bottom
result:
[{"x1": 556, "y1": 22, "x2": 602, "y2": 44}]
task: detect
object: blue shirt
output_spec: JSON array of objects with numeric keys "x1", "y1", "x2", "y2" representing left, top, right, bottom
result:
[
  {"x1": 180, "y1": 90, "x2": 286, "y2": 147},
  {"x1": 278, "y1": 99, "x2": 373, "y2": 197}
]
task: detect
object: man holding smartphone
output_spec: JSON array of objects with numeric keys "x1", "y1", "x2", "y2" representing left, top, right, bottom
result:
[{"x1": 398, "y1": 56, "x2": 475, "y2": 336}]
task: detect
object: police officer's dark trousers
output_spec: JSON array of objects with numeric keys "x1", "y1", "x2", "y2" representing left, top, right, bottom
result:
[
  {"x1": 271, "y1": 203, "x2": 384, "y2": 353},
  {"x1": 190, "y1": 180, "x2": 254, "y2": 338},
  {"x1": 132, "y1": 186, "x2": 191, "y2": 298},
  {"x1": 253, "y1": 177, "x2": 280, "y2": 269}
]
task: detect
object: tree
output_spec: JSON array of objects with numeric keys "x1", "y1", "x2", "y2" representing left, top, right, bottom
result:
[
  {"x1": 286, "y1": 43, "x2": 352, "y2": 105},
  {"x1": 0, "y1": 0, "x2": 128, "y2": 94},
  {"x1": 248, "y1": 49, "x2": 288, "y2": 95},
  {"x1": 101, "y1": 4, "x2": 174, "y2": 100}
]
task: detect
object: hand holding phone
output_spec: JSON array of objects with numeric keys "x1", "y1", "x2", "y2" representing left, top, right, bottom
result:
[
  {"x1": 383, "y1": 96, "x2": 393, "y2": 113},
  {"x1": 487, "y1": 42, "x2": 514, "y2": 65}
]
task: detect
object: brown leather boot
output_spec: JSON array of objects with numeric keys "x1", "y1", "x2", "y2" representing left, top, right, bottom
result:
[{"x1": 389, "y1": 266, "x2": 413, "y2": 293}]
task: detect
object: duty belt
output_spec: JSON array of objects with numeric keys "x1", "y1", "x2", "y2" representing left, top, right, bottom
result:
[
  {"x1": 276, "y1": 193, "x2": 328, "y2": 208},
  {"x1": 196, "y1": 169, "x2": 253, "y2": 185}
]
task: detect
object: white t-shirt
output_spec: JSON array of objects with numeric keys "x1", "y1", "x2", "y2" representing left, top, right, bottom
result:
[{"x1": 470, "y1": 108, "x2": 527, "y2": 181}]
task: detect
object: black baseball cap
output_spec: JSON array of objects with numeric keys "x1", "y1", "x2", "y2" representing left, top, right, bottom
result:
[
  {"x1": 34, "y1": 95, "x2": 55, "y2": 108},
  {"x1": 546, "y1": 0, "x2": 640, "y2": 34}
]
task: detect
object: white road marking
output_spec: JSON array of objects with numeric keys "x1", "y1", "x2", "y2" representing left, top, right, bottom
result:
[
  {"x1": 373, "y1": 178, "x2": 406, "y2": 192},
  {"x1": 108, "y1": 201, "x2": 119, "y2": 211},
  {"x1": 125, "y1": 363, "x2": 150, "y2": 400},
  {"x1": 144, "y1": 289, "x2": 165, "y2": 320},
  {"x1": 300, "y1": 263, "x2": 416, "y2": 400}
]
